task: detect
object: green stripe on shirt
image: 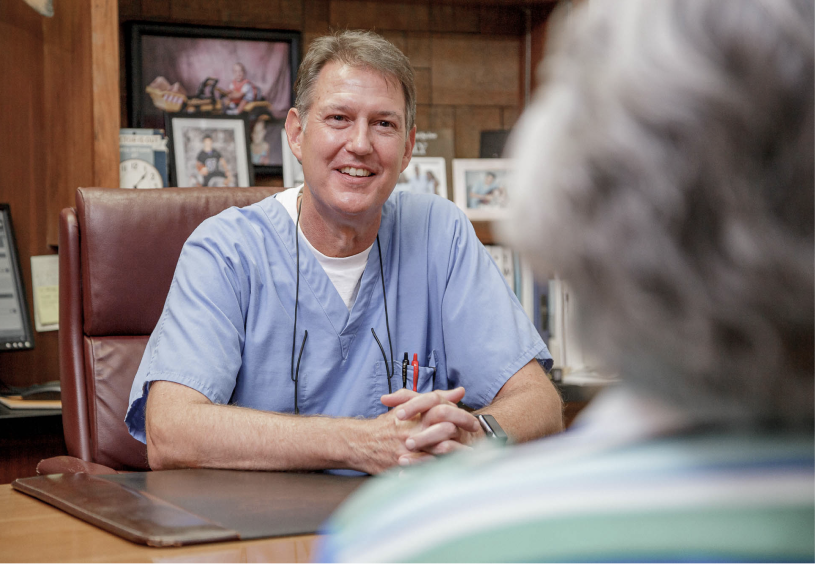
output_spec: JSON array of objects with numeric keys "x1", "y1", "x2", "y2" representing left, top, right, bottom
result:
[{"x1": 409, "y1": 506, "x2": 815, "y2": 562}]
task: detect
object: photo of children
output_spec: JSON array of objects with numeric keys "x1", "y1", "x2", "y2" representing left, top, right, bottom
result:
[
  {"x1": 132, "y1": 25, "x2": 297, "y2": 171},
  {"x1": 170, "y1": 117, "x2": 251, "y2": 187}
]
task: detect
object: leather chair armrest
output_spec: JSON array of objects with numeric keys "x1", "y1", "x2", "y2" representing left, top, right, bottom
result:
[{"x1": 37, "y1": 456, "x2": 119, "y2": 476}]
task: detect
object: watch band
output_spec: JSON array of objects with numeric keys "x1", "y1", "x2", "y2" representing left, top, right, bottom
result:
[{"x1": 476, "y1": 414, "x2": 508, "y2": 444}]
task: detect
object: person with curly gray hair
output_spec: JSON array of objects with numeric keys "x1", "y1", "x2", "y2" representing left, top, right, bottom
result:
[{"x1": 317, "y1": 1, "x2": 814, "y2": 561}]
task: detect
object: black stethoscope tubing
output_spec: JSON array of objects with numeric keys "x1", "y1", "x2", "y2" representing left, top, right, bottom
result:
[{"x1": 289, "y1": 194, "x2": 394, "y2": 414}]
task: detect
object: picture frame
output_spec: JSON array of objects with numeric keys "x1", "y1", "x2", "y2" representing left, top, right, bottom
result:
[
  {"x1": 395, "y1": 157, "x2": 448, "y2": 199},
  {"x1": 166, "y1": 115, "x2": 254, "y2": 188},
  {"x1": 453, "y1": 158, "x2": 514, "y2": 220},
  {"x1": 281, "y1": 128, "x2": 304, "y2": 188},
  {"x1": 126, "y1": 23, "x2": 300, "y2": 176}
]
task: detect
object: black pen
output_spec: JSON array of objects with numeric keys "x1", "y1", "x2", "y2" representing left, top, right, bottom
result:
[{"x1": 402, "y1": 353, "x2": 409, "y2": 389}]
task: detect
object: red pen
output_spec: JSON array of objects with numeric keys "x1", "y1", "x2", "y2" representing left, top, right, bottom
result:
[{"x1": 412, "y1": 353, "x2": 419, "y2": 392}]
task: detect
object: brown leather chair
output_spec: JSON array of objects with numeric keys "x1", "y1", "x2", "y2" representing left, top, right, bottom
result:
[{"x1": 39, "y1": 187, "x2": 282, "y2": 475}]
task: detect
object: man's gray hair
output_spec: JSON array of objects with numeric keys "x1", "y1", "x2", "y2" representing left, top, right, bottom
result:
[
  {"x1": 294, "y1": 30, "x2": 416, "y2": 132},
  {"x1": 504, "y1": 0, "x2": 813, "y2": 426}
]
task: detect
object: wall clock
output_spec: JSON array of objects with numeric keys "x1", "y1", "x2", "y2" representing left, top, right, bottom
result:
[{"x1": 120, "y1": 158, "x2": 164, "y2": 189}]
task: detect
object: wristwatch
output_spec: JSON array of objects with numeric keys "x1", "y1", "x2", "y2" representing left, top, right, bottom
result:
[{"x1": 476, "y1": 414, "x2": 508, "y2": 444}]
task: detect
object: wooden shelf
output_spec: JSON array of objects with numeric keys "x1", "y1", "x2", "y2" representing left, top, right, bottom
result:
[{"x1": 472, "y1": 221, "x2": 498, "y2": 245}]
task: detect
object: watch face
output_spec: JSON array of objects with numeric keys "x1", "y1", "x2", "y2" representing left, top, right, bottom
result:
[{"x1": 120, "y1": 159, "x2": 164, "y2": 189}]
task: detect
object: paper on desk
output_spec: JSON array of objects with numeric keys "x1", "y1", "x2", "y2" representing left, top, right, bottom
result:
[
  {"x1": 30, "y1": 255, "x2": 59, "y2": 332},
  {"x1": 0, "y1": 395, "x2": 61, "y2": 410}
]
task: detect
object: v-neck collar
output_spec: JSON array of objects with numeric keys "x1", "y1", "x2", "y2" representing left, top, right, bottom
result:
[{"x1": 265, "y1": 196, "x2": 394, "y2": 340}]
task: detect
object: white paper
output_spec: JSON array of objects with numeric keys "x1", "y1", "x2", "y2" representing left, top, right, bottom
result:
[{"x1": 30, "y1": 254, "x2": 59, "y2": 332}]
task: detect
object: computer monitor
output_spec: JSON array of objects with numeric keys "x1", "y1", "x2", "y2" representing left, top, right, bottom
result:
[{"x1": 0, "y1": 204, "x2": 35, "y2": 351}]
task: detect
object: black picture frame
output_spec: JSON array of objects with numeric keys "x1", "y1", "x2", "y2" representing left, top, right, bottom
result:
[
  {"x1": 0, "y1": 204, "x2": 35, "y2": 351},
  {"x1": 165, "y1": 113, "x2": 256, "y2": 188},
  {"x1": 126, "y1": 22, "x2": 300, "y2": 177}
]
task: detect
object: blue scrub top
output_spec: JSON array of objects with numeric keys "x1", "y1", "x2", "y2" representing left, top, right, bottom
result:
[{"x1": 126, "y1": 192, "x2": 551, "y2": 443}]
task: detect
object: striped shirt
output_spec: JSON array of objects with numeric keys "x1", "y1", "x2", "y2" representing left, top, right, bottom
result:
[{"x1": 317, "y1": 389, "x2": 815, "y2": 562}]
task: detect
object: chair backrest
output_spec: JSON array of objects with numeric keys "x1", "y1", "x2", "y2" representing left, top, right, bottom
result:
[{"x1": 59, "y1": 186, "x2": 283, "y2": 470}]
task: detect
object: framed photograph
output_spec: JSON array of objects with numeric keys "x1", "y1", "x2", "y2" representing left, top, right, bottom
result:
[
  {"x1": 394, "y1": 157, "x2": 448, "y2": 199},
  {"x1": 281, "y1": 128, "x2": 304, "y2": 188},
  {"x1": 453, "y1": 158, "x2": 514, "y2": 220},
  {"x1": 167, "y1": 115, "x2": 253, "y2": 188},
  {"x1": 126, "y1": 23, "x2": 300, "y2": 176}
]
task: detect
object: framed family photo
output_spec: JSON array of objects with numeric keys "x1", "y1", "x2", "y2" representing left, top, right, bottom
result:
[
  {"x1": 126, "y1": 23, "x2": 300, "y2": 176},
  {"x1": 167, "y1": 115, "x2": 253, "y2": 188},
  {"x1": 453, "y1": 158, "x2": 514, "y2": 220},
  {"x1": 394, "y1": 157, "x2": 448, "y2": 199}
]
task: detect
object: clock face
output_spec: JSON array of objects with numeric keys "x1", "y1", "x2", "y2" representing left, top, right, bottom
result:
[{"x1": 119, "y1": 159, "x2": 164, "y2": 189}]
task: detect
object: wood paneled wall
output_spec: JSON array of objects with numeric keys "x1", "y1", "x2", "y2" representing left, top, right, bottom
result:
[
  {"x1": 0, "y1": 0, "x2": 56, "y2": 388},
  {"x1": 0, "y1": 0, "x2": 120, "y2": 387},
  {"x1": 43, "y1": 0, "x2": 121, "y2": 246}
]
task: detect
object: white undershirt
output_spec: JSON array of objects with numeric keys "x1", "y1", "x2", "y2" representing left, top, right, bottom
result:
[{"x1": 275, "y1": 186, "x2": 372, "y2": 310}]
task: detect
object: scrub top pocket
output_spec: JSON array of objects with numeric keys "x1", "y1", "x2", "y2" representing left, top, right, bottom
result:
[{"x1": 385, "y1": 355, "x2": 437, "y2": 394}]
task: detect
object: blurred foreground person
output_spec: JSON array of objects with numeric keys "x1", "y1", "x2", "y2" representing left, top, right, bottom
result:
[{"x1": 317, "y1": 0, "x2": 814, "y2": 561}]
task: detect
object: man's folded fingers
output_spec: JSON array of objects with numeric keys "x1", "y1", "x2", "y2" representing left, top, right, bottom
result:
[
  {"x1": 426, "y1": 440, "x2": 470, "y2": 456},
  {"x1": 420, "y1": 405, "x2": 479, "y2": 433},
  {"x1": 405, "y1": 421, "x2": 458, "y2": 451},
  {"x1": 395, "y1": 392, "x2": 445, "y2": 420},
  {"x1": 380, "y1": 388, "x2": 419, "y2": 407}
]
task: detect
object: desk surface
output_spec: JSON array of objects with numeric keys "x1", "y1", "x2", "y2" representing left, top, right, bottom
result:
[
  {"x1": 0, "y1": 484, "x2": 318, "y2": 563},
  {"x1": 0, "y1": 403, "x2": 61, "y2": 419}
]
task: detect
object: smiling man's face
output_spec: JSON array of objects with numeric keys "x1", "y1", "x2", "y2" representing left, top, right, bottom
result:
[{"x1": 286, "y1": 61, "x2": 415, "y2": 227}]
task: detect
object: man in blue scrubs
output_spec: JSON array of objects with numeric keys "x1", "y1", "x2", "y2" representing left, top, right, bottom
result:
[{"x1": 126, "y1": 30, "x2": 563, "y2": 474}]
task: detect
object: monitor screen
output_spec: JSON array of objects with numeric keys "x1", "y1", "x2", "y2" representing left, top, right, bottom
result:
[{"x1": 0, "y1": 204, "x2": 34, "y2": 351}]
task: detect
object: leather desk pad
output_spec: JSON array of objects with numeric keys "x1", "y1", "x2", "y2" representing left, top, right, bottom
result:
[{"x1": 12, "y1": 469, "x2": 367, "y2": 547}]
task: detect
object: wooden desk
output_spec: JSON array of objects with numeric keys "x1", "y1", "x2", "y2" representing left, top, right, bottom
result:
[{"x1": 0, "y1": 484, "x2": 318, "y2": 562}]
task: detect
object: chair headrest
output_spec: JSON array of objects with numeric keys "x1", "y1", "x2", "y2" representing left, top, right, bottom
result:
[{"x1": 76, "y1": 187, "x2": 282, "y2": 336}]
